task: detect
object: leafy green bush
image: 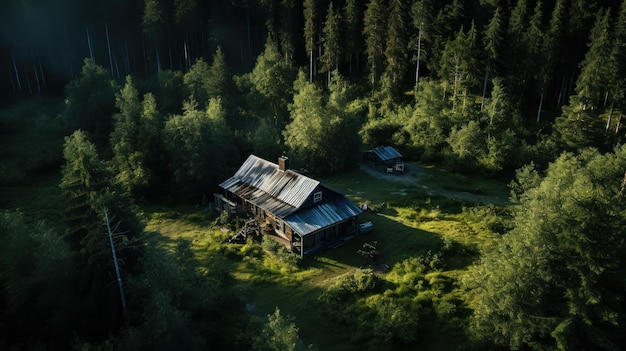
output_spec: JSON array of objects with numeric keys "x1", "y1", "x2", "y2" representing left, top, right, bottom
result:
[
  {"x1": 462, "y1": 204, "x2": 511, "y2": 234},
  {"x1": 318, "y1": 268, "x2": 379, "y2": 310}
]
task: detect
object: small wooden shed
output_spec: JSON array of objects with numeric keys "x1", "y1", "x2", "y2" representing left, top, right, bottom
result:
[{"x1": 363, "y1": 146, "x2": 404, "y2": 173}]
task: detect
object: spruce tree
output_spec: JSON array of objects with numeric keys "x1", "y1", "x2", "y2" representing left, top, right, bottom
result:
[
  {"x1": 303, "y1": 0, "x2": 317, "y2": 82},
  {"x1": 384, "y1": 0, "x2": 409, "y2": 86},
  {"x1": 344, "y1": 0, "x2": 362, "y2": 76},
  {"x1": 576, "y1": 9, "x2": 616, "y2": 109},
  {"x1": 111, "y1": 76, "x2": 149, "y2": 197},
  {"x1": 320, "y1": 2, "x2": 342, "y2": 85},
  {"x1": 363, "y1": 0, "x2": 386, "y2": 87}
]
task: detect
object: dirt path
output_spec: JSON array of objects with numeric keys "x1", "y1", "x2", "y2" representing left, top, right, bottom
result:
[{"x1": 358, "y1": 163, "x2": 509, "y2": 206}]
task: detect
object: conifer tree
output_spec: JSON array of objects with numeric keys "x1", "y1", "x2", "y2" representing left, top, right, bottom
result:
[
  {"x1": 410, "y1": 0, "x2": 433, "y2": 84},
  {"x1": 481, "y1": 6, "x2": 503, "y2": 110},
  {"x1": 344, "y1": 0, "x2": 362, "y2": 76},
  {"x1": 363, "y1": 0, "x2": 386, "y2": 87},
  {"x1": 111, "y1": 76, "x2": 150, "y2": 197},
  {"x1": 505, "y1": 0, "x2": 528, "y2": 98},
  {"x1": 526, "y1": 1, "x2": 548, "y2": 122},
  {"x1": 576, "y1": 9, "x2": 616, "y2": 109},
  {"x1": 142, "y1": 0, "x2": 164, "y2": 72},
  {"x1": 439, "y1": 24, "x2": 479, "y2": 111},
  {"x1": 60, "y1": 130, "x2": 142, "y2": 339},
  {"x1": 546, "y1": 0, "x2": 567, "y2": 106},
  {"x1": 384, "y1": 0, "x2": 409, "y2": 86},
  {"x1": 303, "y1": 0, "x2": 317, "y2": 82},
  {"x1": 320, "y1": 1, "x2": 342, "y2": 85}
]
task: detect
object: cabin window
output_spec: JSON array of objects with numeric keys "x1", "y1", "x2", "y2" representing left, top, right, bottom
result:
[
  {"x1": 275, "y1": 219, "x2": 283, "y2": 232},
  {"x1": 314, "y1": 191, "x2": 322, "y2": 203}
]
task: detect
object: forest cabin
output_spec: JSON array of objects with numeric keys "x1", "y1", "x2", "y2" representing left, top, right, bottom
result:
[
  {"x1": 215, "y1": 155, "x2": 362, "y2": 256},
  {"x1": 364, "y1": 146, "x2": 404, "y2": 173}
]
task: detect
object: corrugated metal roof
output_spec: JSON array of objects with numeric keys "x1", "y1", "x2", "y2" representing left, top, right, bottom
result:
[
  {"x1": 220, "y1": 155, "x2": 320, "y2": 216},
  {"x1": 367, "y1": 146, "x2": 403, "y2": 162},
  {"x1": 220, "y1": 155, "x2": 362, "y2": 235},
  {"x1": 284, "y1": 194, "x2": 362, "y2": 236}
]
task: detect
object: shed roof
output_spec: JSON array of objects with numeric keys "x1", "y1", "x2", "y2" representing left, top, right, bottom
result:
[{"x1": 366, "y1": 146, "x2": 403, "y2": 162}]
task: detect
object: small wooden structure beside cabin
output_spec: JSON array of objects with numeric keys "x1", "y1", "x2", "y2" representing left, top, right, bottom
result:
[
  {"x1": 363, "y1": 146, "x2": 405, "y2": 174},
  {"x1": 215, "y1": 155, "x2": 363, "y2": 256}
]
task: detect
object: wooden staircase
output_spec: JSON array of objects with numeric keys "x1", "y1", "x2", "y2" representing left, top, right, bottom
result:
[{"x1": 228, "y1": 218, "x2": 260, "y2": 243}]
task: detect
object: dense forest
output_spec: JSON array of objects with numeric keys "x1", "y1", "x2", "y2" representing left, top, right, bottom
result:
[{"x1": 1, "y1": 0, "x2": 626, "y2": 350}]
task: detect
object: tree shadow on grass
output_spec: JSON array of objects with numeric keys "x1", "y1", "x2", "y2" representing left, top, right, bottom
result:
[{"x1": 309, "y1": 210, "x2": 480, "y2": 274}]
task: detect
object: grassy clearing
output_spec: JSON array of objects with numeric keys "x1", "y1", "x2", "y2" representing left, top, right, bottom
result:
[{"x1": 141, "y1": 166, "x2": 511, "y2": 350}]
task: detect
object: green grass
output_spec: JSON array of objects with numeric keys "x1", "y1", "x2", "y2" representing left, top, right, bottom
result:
[{"x1": 138, "y1": 166, "x2": 511, "y2": 350}]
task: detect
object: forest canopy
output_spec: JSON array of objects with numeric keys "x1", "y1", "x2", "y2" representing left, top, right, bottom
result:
[{"x1": 1, "y1": 0, "x2": 626, "y2": 350}]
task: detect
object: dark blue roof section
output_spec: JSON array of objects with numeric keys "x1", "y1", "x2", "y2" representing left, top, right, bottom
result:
[
  {"x1": 366, "y1": 146, "x2": 403, "y2": 162},
  {"x1": 284, "y1": 193, "x2": 362, "y2": 236}
]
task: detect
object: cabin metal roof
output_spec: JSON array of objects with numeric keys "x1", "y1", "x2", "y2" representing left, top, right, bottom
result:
[
  {"x1": 366, "y1": 146, "x2": 403, "y2": 161},
  {"x1": 220, "y1": 155, "x2": 362, "y2": 234},
  {"x1": 220, "y1": 155, "x2": 320, "y2": 217},
  {"x1": 284, "y1": 194, "x2": 362, "y2": 236}
]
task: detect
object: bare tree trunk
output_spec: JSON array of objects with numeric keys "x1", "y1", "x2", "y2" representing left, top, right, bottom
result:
[
  {"x1": 11, "y1": 52, "x2": 21, "y2": 90},
  {"x1": 32, "y1": 62, "x2": 41, "y2": 93},
  {"x1": 481, "y1": 70, "x2": 489, "y2": 111},
  {"x1": 113, "y1": 51, "x2": 120, "y2": 78},
  {"x1": 536, "y1": 93, "x2": 544, "y2": 124},
  {"x1": 605, "y1": 105, "x2": 613, "y2": 133},
  {"x1": 416, "y1": 26, "x2": 422, "y2": 84},
  {"x1": 105, "y1": 22, "x2": 114, "y2": 76},
  {"x1": 309, "y1": 50, "x2": 313, "y2": 82},
  {"x1": 86, "y1": 28, "x2": 95, "y2": 62},
  {"x1": 452, "y1": 71, "x2": 459, "y2": 111},
  {"x1": 557, "y1": 75, "x2": 566, "y2": 106},
  {"x1": 38, "y1": 60, "x2": 46, "y2": 88},
  {"x1": 615, "y1": 114, "x2": 622, "y2": 134},
  {"x1": 155, "y1": 48, "x2": 162, "y2": 74},
  {"x1": 184, "y1": 39, "x2": 190, "y2": 71},
  {"x1": 24, "y1": 66, "x2": 32, "y2": 95},
  {"x1": 103, "y1": 208, "x2": 128, "y2": 318}
]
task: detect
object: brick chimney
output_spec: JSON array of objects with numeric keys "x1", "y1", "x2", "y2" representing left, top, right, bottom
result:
[{"x1": 278, "y1": 155, "x2": 289, "y2": 171}]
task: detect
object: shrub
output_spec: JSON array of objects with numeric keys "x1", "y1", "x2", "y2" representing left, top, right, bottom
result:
[{"x1": 318, "y1": 269, "x2": 379, "y2": 310}]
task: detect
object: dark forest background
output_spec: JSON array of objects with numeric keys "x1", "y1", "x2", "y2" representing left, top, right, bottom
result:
[{"x1": 1, "y1": 0, "x2": 626, "y2": 350}]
